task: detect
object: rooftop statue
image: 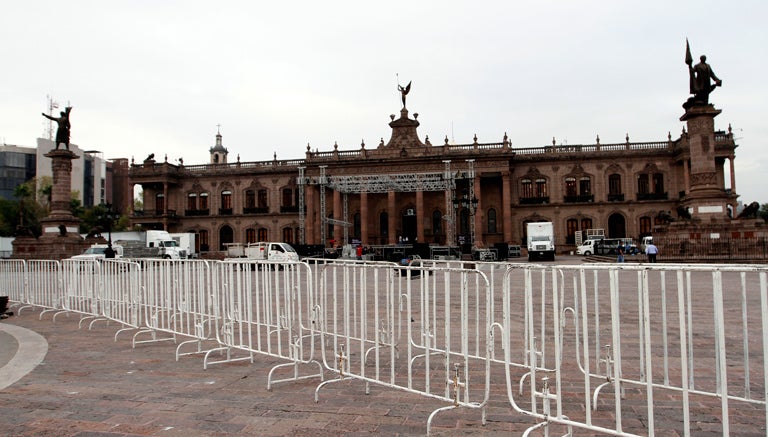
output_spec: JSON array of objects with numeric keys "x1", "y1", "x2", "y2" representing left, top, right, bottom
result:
[
  {"x1": 684, "y1": 40, "x2": 722, "y2": 109},
  {"x1": 398, "y1": 81, "x2": 411, "y2": 108},
  {"x1": 42, "y1": 106, "x2": 73, "y2": 150}
]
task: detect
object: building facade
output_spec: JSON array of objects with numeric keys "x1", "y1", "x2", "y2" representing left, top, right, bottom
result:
[{"x1": 128, "y1": 102, "x2": 739, "y2": 255}]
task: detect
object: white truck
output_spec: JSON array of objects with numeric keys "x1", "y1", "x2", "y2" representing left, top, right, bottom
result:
[
  {"x1": 113, "y1": 230, "x2": 187, "y2": 259},
  {"x1": 527, "y1": 222, "x2": 556, "y2": 261},
  {"x1": 171, "y1": 232, "x2": 197, "y2": 259},
  {"x1": 226, "y1": 242, "x2": 299, "y2": 262}
]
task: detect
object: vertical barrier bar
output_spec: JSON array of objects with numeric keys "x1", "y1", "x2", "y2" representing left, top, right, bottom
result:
[
  {"x1": 712, "y1": 269, "x2": 730, "y2": 434},
  {"x1": 675, "y1": 270, "x2": 691, "y2": 435}
]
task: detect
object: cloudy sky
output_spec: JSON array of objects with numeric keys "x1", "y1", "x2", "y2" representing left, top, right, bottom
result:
[{"x1": 2, "y1": 1, "x2": 766, "y2": 202}]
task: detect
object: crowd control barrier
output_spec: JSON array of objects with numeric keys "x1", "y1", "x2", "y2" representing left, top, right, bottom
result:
[
  {"x1": 501, "y1": 263, "x2": 768, "y2": 436},
  {"x1": 2, "y1": 257, "x2": 767, "y2": 436},
  {"x1": 310, "y1": 260, "x2": 493, "y2": 433}
]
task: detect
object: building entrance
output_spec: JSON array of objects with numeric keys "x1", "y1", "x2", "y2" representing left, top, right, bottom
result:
[{"x1": 402, "y1": 211, "x2": 416, "y2": 243}]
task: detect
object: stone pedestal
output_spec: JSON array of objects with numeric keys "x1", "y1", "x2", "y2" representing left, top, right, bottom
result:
[
  {"x1": 679, "y1": 105, "x2": 729, "y2": 219},
  {"x1": 12, "y1": 149, "x2": 87, "y2": 260}
]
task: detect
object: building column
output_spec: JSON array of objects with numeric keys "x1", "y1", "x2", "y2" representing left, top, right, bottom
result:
[
  {"x1": 360, "y1": 191, "x2": 368, "y2": 245},
  {"x1": 502, "y1": 172, "x2": 512, "y2": 243},
  {"x1": 388, "y1": 191, "x2": 396, "y2": 245},
  {"x1": 729, "y1": 156, "x2": 736, "y2": 194},
  {"x1": 163, "y1": 182, "x2": 169, "y2": 230},
  {"x1": 683, "y1": 159, "x2": 690, "y2": 194},
  {"x1": 473, "y1": 175, "x2": 483, "y2": 247},
  {"x1": 416, "y1": 189, "x2": 424, "y2": 244},
  {"x1": 333, "y1": 189, "x2": 342, "y2": 246}
]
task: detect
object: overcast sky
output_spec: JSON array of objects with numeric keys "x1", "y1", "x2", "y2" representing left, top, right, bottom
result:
[{"x1": 2, "y1": 1, "x2": 766, "y2": 203}]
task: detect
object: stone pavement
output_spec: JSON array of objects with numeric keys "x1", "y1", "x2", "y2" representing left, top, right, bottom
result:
[{"x1": 0, "y1": 312, "x2": 527, "y2": 436}]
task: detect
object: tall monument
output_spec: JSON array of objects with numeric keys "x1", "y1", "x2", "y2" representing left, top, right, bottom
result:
[
  {"x1": 12, "y1": 107, "x2": 87, "y2": 259},
  {"x1": 660, "y1": 41, "x2": 766, "y2": 248}
]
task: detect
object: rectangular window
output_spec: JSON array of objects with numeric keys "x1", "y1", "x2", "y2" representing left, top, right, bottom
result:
[
  {"x1": 246, "y1": 228, "x2": 256, "y2": 244},
  {"x1": 565, "y1": 178, "x2": 577, "y2": 196},
  {"x1": 535, "y1": 179, "x2": 547, "y2": 197},
  {"x1": 653, "y1": 173, "x2": 664, "y2": 194},
  {"x1": 221, "y1": 190, "x2": 232, "y2": 209},
  {"x1": 521, "y1": 179, "x2": 533, "y2": 198},
  {"x1": 258, "y1": 189, "x2": 268, "y2": 208},
  {"x1": 638, "y1": 174, "x2": 650, "y2": 195},
  {"x1": 245, "y1": 190, "x2": 256, "y2": 208},
  {"x1": 200, "y1": 193, "x2": 209, "y2": 210},
  {"x1": 187, "y1": 193, "x2": 197, "y2": 210},
  {"x1": 282, "y1": 188, "x2": 293, "y2": 207},
  {"x1": 579, "y1": 177, "x2": 591, "y2": 195}
]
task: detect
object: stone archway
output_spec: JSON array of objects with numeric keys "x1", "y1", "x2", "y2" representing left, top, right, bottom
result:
[
  {"x1": 219, "y1": 225, "x2": 234, "y2": 251},
  {"x1": 608, "y1": 213, "x2": 626, "y2": 238}
]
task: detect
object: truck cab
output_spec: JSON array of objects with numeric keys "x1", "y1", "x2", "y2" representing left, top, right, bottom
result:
[{"x1": 244, "y1": 242, "x2": 299, "y2": 262}]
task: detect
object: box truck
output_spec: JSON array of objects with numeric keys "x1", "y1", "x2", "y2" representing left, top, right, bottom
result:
[{"x1": 526, "y1": 222, "x2": 555, "y2": 261}]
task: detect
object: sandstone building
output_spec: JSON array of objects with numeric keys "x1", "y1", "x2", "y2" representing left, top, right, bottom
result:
[{"x1": 128, "y1": 101, "x2": 739, "y2": 255}]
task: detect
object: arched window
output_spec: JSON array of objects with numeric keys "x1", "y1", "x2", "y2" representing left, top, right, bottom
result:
[
  {"x1": 609, "y1": 174, "x2": 622, "y2": 195},
  {"x1": 258, "y1": 189, "x2": 268, "y2": 208},
  {"x1": 639, "y1": 216, "x2": 652, "y2": 236},
  {"x1": 521, "y1": 178, "x2": 533, "y2": 198},
  {"x1": 258, "y1": 228, "x2": 268, "y2": 242},
  {"x1": 155, "y1": 193, "x2": 165, "y2": 213},
  {"x1": 245, "y1": 228, "x2": 256, "y2": 244},
  {"x1": 220, "y1": 190, "x2": 232, "y2": 215},
  {"x1": 199, "y1": 192, "x2": 209, "y2": 210},
  {"x1": 487, "y1": 208, "x2": 497, "y2": 234},
  {"x1": 565, "y1": 177, "x2": 577, "y2": 196},
  {"x1": 566, "y1": 218, "x2": 578, "y2": 244},
  {"x1": 579, "y1": 176, "x2": 591, "y2": 195},
  {"x1": 187, "y1": 193, "x2": 197, "y2": 210},
  {"x1": 283, "y1": 227, "x2": 293, "y2": 243},
  {"x1": 244, "y1": 190, "x2": 256, "y2": 209},
  {"x1": 219, "y1": 225, "x2": 234, "y2": 250},
  {"x1": 199, "y1": 230, "x2": 209, "y2": 252},
  {"x1": 581, "y1": 218, "x2": 593, "y2": 230}
]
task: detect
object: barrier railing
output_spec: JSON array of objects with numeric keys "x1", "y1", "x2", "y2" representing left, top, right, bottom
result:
[
  {"x1": 4, "y1": 257, "x2": 768, "y2": 435},
  {"x1": 133, "y1": 259, "x2": 214, "y2": 352},
  {"x1": 0, "y1": 259, "x2": 27, "y2": 309},
  {"x1": 60, "y1": 259, "x2": 102, "y2": 325},
  {"x1": 211, "y1": 259, "x2": 323, "y2": 384},
  {"x1": 501, "y1": 263, "x2": 768, "y2": 436},
  {"x1": 310, "y1": 260, "x2": 492, "y2": 433}
]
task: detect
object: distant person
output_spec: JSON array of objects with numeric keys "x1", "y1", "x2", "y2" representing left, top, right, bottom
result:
[
  {"x1": 617, "y1": 243, "x2": 625, "y2": 263},
  {"x1": 356, "y1": 245, "x2": 363, "y2": 260},
  {"x1": 645, "y1": 242, "x2": 659, "y2": 263}
]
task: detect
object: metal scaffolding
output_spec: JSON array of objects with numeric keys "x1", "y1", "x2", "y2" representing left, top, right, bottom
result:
[{"x1": 300, "y1": 165, "x2": 457, "y2": 246}]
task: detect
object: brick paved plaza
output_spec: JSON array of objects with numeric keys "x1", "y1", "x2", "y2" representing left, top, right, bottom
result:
[{"x1": 1, "y1": 256, "x2": 767, "y2": 436}]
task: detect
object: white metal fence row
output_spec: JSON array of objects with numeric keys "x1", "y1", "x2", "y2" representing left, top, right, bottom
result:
[{"x1": 1, "y1": 258, "x2": 766, "y2": 436}]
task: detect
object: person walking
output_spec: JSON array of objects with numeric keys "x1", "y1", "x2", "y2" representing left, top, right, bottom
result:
[
  {"x1": 617, "y1": 243, "x2": 625, "y2": 263},
  {"x1": 645, "y1": 242, "x2": 659, "y2": 263}
]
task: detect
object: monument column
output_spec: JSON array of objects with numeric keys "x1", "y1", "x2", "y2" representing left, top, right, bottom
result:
[
  {"x1": 415, "y1": 189, "x2": 424, "y2": 244},
  {"x1": 502, "y1": 172, "x2": 512, "y2": 243},
  {"x1": 680, "y1": 105, "x2": 728, "y2": 216},
  {"x1": 360, "y1": 191, "x2": 368, "y2": 245}
]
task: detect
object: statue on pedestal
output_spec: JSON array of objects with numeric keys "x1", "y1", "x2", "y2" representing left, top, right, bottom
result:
[
  {"x1": 398, "y1": 81, "x2": 411, "y2": 108},
  {"x1": 42, "y1": 106, "x2": 72, "y2": 150},
  {"x1": 684, "y1": 40, "x2": 722, "y2": 109}
]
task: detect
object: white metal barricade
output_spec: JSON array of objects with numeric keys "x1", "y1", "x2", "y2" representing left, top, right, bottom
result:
[
  {"x1": 311, "y1": 260, "x2": 493, "y2": 434},
  {"x1": 501, "y1": 263, "x2": 768, "y2": 436},
  {"x1": 25, "y1": 260, "x2": 62, "y2": 318},
  {"x1": 130, "y1": 259, "x2": 222, "y2": 360},
  {"x1": 99, "y1": 259, "x2": 143, "y2": 340},
  {"x1": 211, "y1": 259, "x2": 322, "y2": 385},
  {"x1": 0, "y1": 259, "x2": 27, "y2": 309},
  {"x1": 59, "y1": 259, "x2": 102, "y2": 325}
]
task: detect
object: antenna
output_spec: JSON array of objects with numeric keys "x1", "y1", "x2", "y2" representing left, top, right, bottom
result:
[{"x1": 44, "y1": 94, "x2": 59, "y2": 140}]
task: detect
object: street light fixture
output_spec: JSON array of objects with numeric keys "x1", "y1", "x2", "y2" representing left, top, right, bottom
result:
[{"x1": 98, "y1": 203, "x2": 121, "y2": 258}]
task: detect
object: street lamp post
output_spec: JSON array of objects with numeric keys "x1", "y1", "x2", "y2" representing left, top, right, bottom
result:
[{"x1": 99, "y1": 203, "x2": 121, "y2": 258}]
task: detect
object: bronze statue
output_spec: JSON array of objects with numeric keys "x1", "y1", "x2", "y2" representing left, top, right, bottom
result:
[
  {"x1": 737, "y1": 201, "x2": 760, "y2": 219},
  {"x1": 398, "y1": 81, "x2": 411, "y2": 108},
  {"x1": 42, "y1": 106, "x2": 72, "y2": 150},
  {"x1": 684, "y1": 40, "x2": 722, "y2": 108}
]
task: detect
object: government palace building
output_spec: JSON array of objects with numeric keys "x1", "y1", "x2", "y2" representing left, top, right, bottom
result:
[{"x1": 128, "y1": 95, "x2": 739, "y2": 256}]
